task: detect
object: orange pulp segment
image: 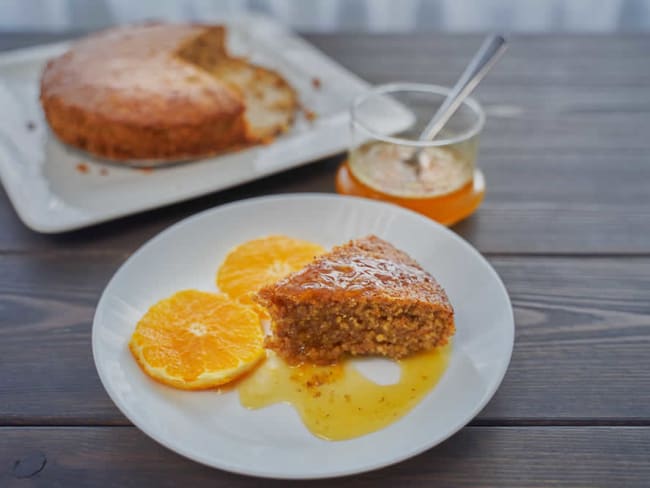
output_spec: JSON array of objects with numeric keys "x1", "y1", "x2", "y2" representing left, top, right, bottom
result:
[
  {"x1": 129, "y1": 290, "x2": 264, "y2": 390},
  {"x1": 216, "y1": 235, "x2": 325, "y2": 308}
]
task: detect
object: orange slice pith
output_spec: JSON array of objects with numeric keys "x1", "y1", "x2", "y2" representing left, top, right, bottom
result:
[
  {"x1": 129, "y1": 290, "x2": 265, "y2": 390},
  {"x1": 217, "y1": 235, "x2": 325, "y2": 309}
]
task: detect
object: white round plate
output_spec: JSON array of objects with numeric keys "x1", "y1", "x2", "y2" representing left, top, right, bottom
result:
[{"x1": 92, "y1": 194, "x2": 514, "y2": 479}]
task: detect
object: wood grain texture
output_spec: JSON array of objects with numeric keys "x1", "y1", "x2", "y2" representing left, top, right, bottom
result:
[
  {"x1": 0, "y1": 34, "x2": 649, "y2": 253},
  {"x1": 1, "y1": 31, "x2": 650, "y2": 486},
  {"x1": 1, "y1": 426, "x2": 649, "y2": 487},
  {"x1": 308, "y1": 34, "x2": 650, "y2": 86},
  {"x1": 1, "y1": 254, "x2": 649, "y2": 424}
]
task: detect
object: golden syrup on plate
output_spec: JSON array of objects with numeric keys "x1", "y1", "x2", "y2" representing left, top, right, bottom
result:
[{"x1": 238, "y1": 345, "x2": 451, "y2": 441}]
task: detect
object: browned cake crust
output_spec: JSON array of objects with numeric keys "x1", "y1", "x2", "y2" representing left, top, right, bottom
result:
[
  {"x1": 255, "y1": 235, "x2": 455, "y2": 365},
  {"x1": 39, "y1": 23, "x2": 296, "y2": 161}
]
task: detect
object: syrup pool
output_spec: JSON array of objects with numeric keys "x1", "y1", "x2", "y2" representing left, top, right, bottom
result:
[{"x1": 238, "y1": 345, "x2": 451, "y2": 441}]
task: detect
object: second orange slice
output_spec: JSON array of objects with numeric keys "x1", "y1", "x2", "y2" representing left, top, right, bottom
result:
[{"x1": 217, "y1": 235, "x2": 325, "y2": 307}]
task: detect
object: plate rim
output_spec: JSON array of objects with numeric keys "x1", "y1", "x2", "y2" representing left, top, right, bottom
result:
[{"x1": 92, "y1": 193, "x2": 515, "y2": 479}]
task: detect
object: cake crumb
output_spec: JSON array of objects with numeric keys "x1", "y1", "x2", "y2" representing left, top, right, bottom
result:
[
  {"x1": 139, "y1": 167, "x2": 154, "y2": 174},
  {"x1": 26, "y1": 121, "x2": 36, "y2": 131},
  {"x1": 311, "y1": 77, "x2": 321, "y2": 89},
  {"x1": 304, "y1": 109, "x2": 318, "y2": 122},
  {"x1": 76, "y1": 163, "x2": 89, "y2": 174},
  {"x1": 100, "y1": 168, "x2": 109, "y2": 176}
]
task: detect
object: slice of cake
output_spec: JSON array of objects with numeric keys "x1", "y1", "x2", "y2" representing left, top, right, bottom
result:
[{"x1": 255, "y1": 235, "x2": 455, "y2": 365}]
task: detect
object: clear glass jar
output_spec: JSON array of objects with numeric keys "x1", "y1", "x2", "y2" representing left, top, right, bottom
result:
[{"x1": 336, "y1": 83, "x2": 486, "y2": 226}]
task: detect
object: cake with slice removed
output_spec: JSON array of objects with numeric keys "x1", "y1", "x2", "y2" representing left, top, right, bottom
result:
[
  {"x1": 255, "y1": 235, "x2": 455, "y2": 365},
  {"x1": 40, "y1": 23, "x2": 297, "y2": 162}
]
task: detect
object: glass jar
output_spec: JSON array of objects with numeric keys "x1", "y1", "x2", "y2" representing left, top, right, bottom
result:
[{"x1": 336, "y1": 83, "x2": 486, "y2": 226}]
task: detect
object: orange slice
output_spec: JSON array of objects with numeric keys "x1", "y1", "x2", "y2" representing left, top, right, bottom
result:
[
  {"x1": 129, "y1": 290, "x2": 264, "y2": 390},
  {"x1": 217, "y1": 235, "x2": 325, "y2": 308}
]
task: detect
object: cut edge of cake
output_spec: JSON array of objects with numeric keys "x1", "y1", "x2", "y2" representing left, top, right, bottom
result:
[{"x1": 175, "y1": 29, "x2": 298, "y2": 144}]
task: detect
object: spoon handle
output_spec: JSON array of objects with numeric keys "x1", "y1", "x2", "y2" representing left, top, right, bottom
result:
[{"x1": 418, "y1": 34, "x2": 508, "y2": 142}]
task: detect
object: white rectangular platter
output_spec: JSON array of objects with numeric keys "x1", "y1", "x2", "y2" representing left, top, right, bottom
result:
[{"x1": 0, "y1": 14, "x2": 373, "y2": 233}]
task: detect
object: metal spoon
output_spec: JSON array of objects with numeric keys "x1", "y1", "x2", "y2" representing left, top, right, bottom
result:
[{"x1": 406, "y1": 34, "x2": 508, "y2": 170}]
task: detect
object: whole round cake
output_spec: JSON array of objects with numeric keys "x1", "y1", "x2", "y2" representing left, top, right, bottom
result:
[{"x1": 40, "y1": 23, "x2": 297, "y2": 162}]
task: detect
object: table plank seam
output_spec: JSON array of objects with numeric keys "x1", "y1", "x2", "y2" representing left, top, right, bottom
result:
[
  {"x1": 0, "y1": 250, "x2": 131, "y2": 257},
  {"x1": 4, "y1": 419, "x2": 650, "y2": 428},
  {"x1": 2, "y1": 250, "x2": 650, "y2": 258}
]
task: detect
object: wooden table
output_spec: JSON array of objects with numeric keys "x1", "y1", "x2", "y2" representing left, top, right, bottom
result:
[{"x1": 2, "y1": 32, "x2": 650, "y2": 487}]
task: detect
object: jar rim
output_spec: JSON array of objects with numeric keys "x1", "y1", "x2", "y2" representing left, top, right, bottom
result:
[{"x1": 351, "y1": 82, "x2": 486, "y2": 148}]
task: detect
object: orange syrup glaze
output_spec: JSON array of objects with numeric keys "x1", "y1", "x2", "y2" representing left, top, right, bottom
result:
[
  {"x1": 239, "y1": 345, "x2": 451, "y2": 441},
  {"x1": 336, "y1": 161, "x2": 485, "y2": 227}
]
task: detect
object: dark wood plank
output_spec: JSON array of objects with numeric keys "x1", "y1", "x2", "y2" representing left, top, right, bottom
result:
[
  {"x1": 1, "y1": 254, "x2": 649, "y2": 424},
  {"x1": 2, "y1": 153, "x2": 648, "y2": 255},
  {"x1": 307, "y1": 33, "x2": 650, "y2": 85},
  {"x1": 0, "y1": 253, "x2": 127, "y2": 424},
  {"x1": 1, "y1": 33, "x2": 649, "y2": 253},
  {"x1": 0, "y1": 32, "x2": 81, "y2": 51},
  {"x1": 1, "y1": 147, "x2": 649, "y2": 254},
  {"x1": 6, "y1": 32, "x2": 650, "y2": 86},
  {"x1": 481, "y1": 257, "x2": 650, "y2": 421},
  {"x1": 1, "y1": 426, "x2": 649, "y2": 487},
  {"x1": 456, "y1": 150, "x2": 650, "y2": 253}
]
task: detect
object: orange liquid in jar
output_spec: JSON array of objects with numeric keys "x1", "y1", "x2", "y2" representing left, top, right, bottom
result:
[{"x1": 336, "y1": 141, "x2": 485, "y2": 226}]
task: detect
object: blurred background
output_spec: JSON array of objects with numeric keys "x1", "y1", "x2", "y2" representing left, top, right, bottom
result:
[{"x1": 2, "y1": 0, "x2": 650, "y2": 33}]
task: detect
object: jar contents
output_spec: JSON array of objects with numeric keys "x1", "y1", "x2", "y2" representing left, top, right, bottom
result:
[
  {"x1": 336, "y1": 140, "x2": 485, "y2": 226},
  {"x1": 349, "y1": 141, "x2": 474, "y2": 198}
]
